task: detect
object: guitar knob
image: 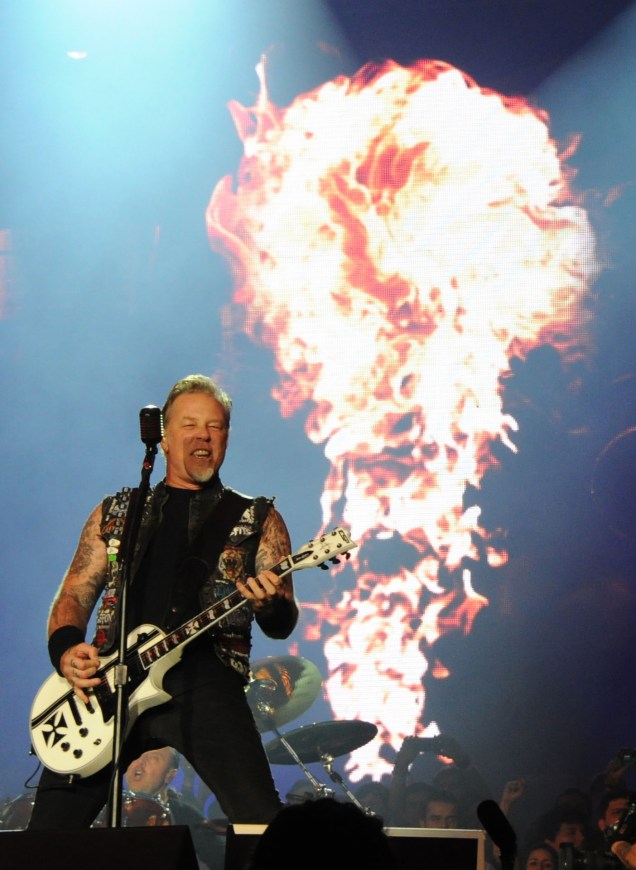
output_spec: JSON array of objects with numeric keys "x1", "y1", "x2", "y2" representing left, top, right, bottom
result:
[
  {"x1": 61, "y1": 743, "x2": 70, "y2": 752},
  {"x1": 73, "y1": 749, "x2": 83, "y2": 758},
  {"x1": 79, "y1": 728, "x2": 88, "y2": 737}
]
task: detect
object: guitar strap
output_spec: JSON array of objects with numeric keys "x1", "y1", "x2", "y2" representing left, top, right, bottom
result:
[
  {"x1": 166, "y1": 488, "x2": 253, "y2": 630},
  {"x1": 191, "y1": 487, "x2": 253, "y2": 564}
]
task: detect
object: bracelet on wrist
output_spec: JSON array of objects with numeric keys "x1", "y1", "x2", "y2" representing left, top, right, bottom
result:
[{"x1": 48, "y1": 625, "x2": 85, "y2": 676}]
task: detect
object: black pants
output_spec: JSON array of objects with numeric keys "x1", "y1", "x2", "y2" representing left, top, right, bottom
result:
[{"x1": 28, "y1": 648, "x2": 283, "y2": 829}]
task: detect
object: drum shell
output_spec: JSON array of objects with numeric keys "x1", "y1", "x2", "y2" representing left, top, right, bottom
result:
[
  {"x1": 0, "y1": 790, "x2": 172, "y2": 830},
  {"x1": 92, "y1": 792, "x2": 172, "y2": 828}
]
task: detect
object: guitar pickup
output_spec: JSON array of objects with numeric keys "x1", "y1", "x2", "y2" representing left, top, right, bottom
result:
[{"x1": 68, "y1": 695, "x2": 83, "y2": 726}]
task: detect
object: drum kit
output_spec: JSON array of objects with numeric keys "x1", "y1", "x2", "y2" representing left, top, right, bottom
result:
[
  {"x1": 91, "y1": 792, "x2": 172, "y2": 828},
  {"x1": 0, "y1": 790, "x2": 172, "y2": 831},
  {"x1": 0, "y1": 655, "x2": 378, "y2": 831}
]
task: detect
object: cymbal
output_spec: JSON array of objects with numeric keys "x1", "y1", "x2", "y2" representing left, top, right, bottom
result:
[
  {"x1": 246, "y1": 656, "x2": 322, "y2": 732},
  {"x1": 264, "y1": 720, "x2": 378, "y2": 764}
]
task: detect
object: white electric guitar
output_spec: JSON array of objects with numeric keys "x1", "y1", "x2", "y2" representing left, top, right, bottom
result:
[{"x1": 30, "y1": 526, "x2": 356, "y2": 778}]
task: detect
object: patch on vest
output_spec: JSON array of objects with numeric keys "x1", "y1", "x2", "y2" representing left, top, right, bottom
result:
[{"x1": 218, "y1": 546, "x2": 249, "y2": 584}]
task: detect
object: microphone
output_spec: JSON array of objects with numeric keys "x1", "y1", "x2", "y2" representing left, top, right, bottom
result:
[
  {"x1": 139, "y1": 405, "x2": 164, "y2": 446},
  {"x1": 477, "y1": 799, "x2": 517, "y2": 867}
]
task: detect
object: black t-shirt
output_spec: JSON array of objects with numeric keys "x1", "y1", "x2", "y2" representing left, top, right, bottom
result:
[
  {"x1": 126, "y1": 486, "x2": 227, "y2": 691},
  {"x1": 128, "y1": 486, "x2": 194, "y2": 631}
]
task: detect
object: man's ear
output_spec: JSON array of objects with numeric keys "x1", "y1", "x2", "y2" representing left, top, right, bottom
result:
[
  {"x1": 160, "y1": 436, "x2": 169, "y2": 456},
  {"x1": 165, "y1": 767, "x2": 177, "y2": 787}
]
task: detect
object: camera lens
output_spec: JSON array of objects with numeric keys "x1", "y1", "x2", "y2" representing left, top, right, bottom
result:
[{"x1": 558, "y1": 844, "x2": 622, "y2": 870}]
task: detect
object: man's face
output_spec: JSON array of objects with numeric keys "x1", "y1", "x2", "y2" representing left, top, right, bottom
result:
[
  {"x1": 526, "y1": 848, "x2": 557, "y2": 870},
  {"x1": 125, "y1": 748, "x2": 176, "y2": 796},
  {"x1": 162, "y1": 391, "x2": 229, "y2": 489},
  {"x1": 423, "y1": 800, "x2": 459, "y2": 829},
  {"x1": 599, "y1": 798, "x2": 630, "y2": 831}
]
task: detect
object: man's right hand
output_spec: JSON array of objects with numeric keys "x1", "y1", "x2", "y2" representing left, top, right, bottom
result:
[
  {"x1": 612, "y1": 841, "x2": 636, "y2": 870},
  {"x1": 60, "y1": 642, "x2": 101, "y2": 704},
  {"x1": 394, "y1": 736, "x2": 425, "y2": 771}
]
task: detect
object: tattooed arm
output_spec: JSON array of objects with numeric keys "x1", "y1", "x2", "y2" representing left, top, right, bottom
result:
[
  {"x1": 236, "y1": 506, "x2": 299, "y2": 639},
  {"x1": 49, "y1": 503, "x2": 108, "y2": 635},
  {"x1": 48, "y1": 503, "x2": 107, "y2": 701}
]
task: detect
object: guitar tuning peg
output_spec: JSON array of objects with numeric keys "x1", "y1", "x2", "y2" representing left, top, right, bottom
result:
[
  {"x1": 320, "y1": 563, "x2": 329, "y2": 570},
  {"x1": 330, "y1": 557, "x2": 340, "y2": 564}
]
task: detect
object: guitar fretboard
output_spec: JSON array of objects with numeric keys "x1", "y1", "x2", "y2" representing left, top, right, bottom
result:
[
  {"x1": 140, "y1": 588, "x2": 246, "y2": 667},
  {"x1": 138, "y1": 551, "x2": 298, "y2": 669}
]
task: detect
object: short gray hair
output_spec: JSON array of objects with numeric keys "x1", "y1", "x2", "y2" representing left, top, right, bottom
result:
[{"x1": 162, "y1": 374, "x2": 232, "y2": 426}]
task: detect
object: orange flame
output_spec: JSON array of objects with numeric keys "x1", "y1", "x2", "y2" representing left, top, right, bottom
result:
[{"x1": 206, "y1": 57, "x2": 598, "y2": 779}]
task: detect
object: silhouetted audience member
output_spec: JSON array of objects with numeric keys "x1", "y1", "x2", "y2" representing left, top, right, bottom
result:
[
  {"x1": 393, "y1": 780, "x2": 434, "y2": 827},
  {"x1": 590, "y1": 749, "x2": 636, "y2": 823},
  {"x1": 531, "y1": 805, "x2": 588, "y2": 853},
  {"x1": 598, "y1": 789, "x2": 631, "y2": 833},
  {"x1": 499, "y1": 779, "x2": 526, "y2": 818},
  {"x1": 554, "y1": 788, "x2": 592, "y2": 820},
  {"x1": 420, "y1": 787, "x2": 460, "y2": 829},
  {"x1": 354, "y1": 781, "x2": 391, "y2": 821},
  {"x1": 248, "y1": 797, "x2": 396, "y2": 870},
  {"x1": 523, "y1": 842, "x2": 559, "y2": 870},
  {"x1": 389, "y1": 733, "x2": 489, "y2": 826},
  {"x1": 587, "y1": 788, "x2": 633, "y2": 850},
  {"x1": 432, "y1": 761, "x2": 491, "y2": 828}
]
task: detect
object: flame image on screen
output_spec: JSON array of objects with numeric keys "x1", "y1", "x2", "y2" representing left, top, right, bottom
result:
[{"x1": 206, "y1": 58, "x2": 598, "y2": 779}]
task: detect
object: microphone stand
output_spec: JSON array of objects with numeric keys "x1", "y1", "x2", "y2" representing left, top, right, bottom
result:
[{"x1": 106, "y1": 409, "x2": 161, "y2": 828}]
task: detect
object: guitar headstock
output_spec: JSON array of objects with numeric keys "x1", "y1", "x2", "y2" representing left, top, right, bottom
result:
[{"x1": 289, "y1": 526, "x2": 357, "y2": 572}]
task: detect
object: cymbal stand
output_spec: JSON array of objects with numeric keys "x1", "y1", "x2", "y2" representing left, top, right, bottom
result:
[
  {"x1": 253, "y1": 690, "x2": 333, "y2": 799},
  {"x1": 320, "y1": 756, "x2": 375, "y2": 815},
  {"x1": 276, "y1": 730, "x2": 334, "y2": 799}
]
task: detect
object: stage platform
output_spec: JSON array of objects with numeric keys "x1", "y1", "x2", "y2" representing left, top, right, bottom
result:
[{"x1": 226, "y1": 823, "x2": 487, "y2": 870}]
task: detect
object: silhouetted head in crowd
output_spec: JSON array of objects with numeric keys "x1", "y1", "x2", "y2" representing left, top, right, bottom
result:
[
  {"x1": 249, "y1": 797, "x2": 395, "y2": 870},
  {"x1": 555, "y1": 788, "x2": 592, "y2": 821},
  {"x1": 539, "y1": 805, "x2": 588, "y2": 851},
  {"x1": 524, "y1": 842, "x2": 559, "y2": 870},
  {"x1": 402, "y1": 780, "x2": 433, "y2": 827},
  {"x1": 354, "y1": 781, "x2": 391, "y2": 821},
  {"x1": 421, "y1": 787, "x2": 460, "y2": 829},
  {"x1": 598, "y1": 789, "x2": 632, "y2": 833}
]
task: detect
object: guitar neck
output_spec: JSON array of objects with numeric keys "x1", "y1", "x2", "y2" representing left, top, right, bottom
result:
[{"x1": 139, "y1": 555, "x2": 293, "y2": 669}]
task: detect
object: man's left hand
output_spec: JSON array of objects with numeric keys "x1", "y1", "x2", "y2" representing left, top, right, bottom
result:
[{"x1": 237, "y1": 570, "x2": 283, "y2": 608}]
